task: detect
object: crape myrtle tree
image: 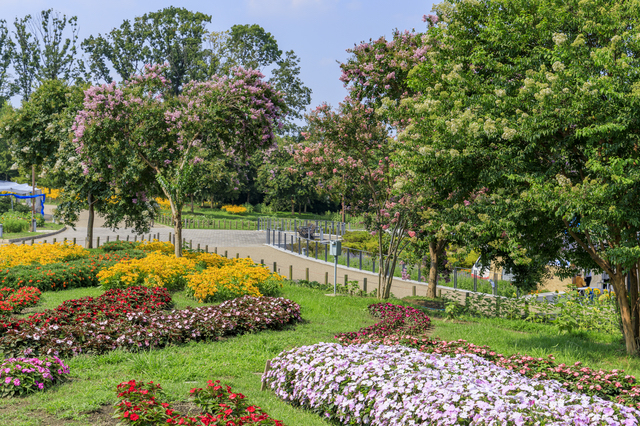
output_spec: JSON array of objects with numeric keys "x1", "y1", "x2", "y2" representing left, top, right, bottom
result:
[
  {"x1": 404, "y1": 0, "x2": 640, "y2": 354},
  {"x1": 73, "y1": 64, "x2": 285, "y2": 257},
  {"x1": 337, "y1": 23, "x2": 467, "y2": 298},
  {"x1": 257, "y1": 138, "x2": 321, "y2": 214},
  {"x1": 298, "y1": 99, "x2": 418, "y2": 299}
]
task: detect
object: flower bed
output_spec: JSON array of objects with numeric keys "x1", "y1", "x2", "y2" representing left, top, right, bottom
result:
[
  {"x1": 0, "y1": 355, "x2": 69, "y2": 397},
  {"x1": 0, "y1": 290, "x2": 301, "y2": 358},
  {"x1": 0, "y1": 287, "x2": 41, "y2": 315},
  {"x1": 0, "y1": 250, "x2": 146, "y2": 291},
  {"x1": 187, "y1": 258, "x2": 285, "y2": 302},
  {"x1": 334, "y1": 302, "x2": 431, "y2": 343},
  {"x1": 336, "y1": 302, "x2": 640, "y2": 410},
  {"x1": 0, "y1": 241, "x2": 88, "y2": 268},
  {"x1": 98, "y1": 251, "x2": 197, "y2": 290},
  {"x1": 264, "y1": 342, "x2": 640, "y2": 425},
  {"x1": 114, "y1": 379, "x2": 285, "y2": 425},
  {"x1": 221, "y1": 205, "x2": 247, "y2": 214}
]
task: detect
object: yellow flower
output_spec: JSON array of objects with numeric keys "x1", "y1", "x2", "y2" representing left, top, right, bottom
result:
[{"x1": 0, "y1": 241, "x2": 88, "y2": 268}]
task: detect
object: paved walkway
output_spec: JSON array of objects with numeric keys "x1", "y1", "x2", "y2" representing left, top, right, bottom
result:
[{"x1": 3, "y1": 206, "x2": 481, "y2": 301}]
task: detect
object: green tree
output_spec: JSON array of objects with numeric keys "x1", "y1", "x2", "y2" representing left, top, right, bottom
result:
[
  {"x1": 11, "y1": 10, "x2": 79, "y2": 100},
  {"x1": 82, "y1": 7, "x2": 211, "y2": 95},
  {"x1": 74, "y1": 65, "x2": 285, "y2": 257},
  {"x1": 223, "y1": 24, "x2": 281, "y2": 72},
  {"x1": 405, "y1": 0, "x2": 640, "y2": 354},
  {"x1": 0, "y1": 101, "x2": 16, "y2": 180},
  {"x1": 270, "y1": 51, "x2": 312, "y2": 135},
  {"x1": 0, "y1": 20, "x2": 13, "y2": 103}
]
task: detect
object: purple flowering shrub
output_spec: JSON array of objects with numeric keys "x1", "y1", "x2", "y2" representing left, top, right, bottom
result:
[
  {"x1": 334, "y1": 303, "x2": 431, "y2": 343},
  {"x1": 0, "y1": 355, "x2": 69, "y2": 397},
  {"x1": 265, "y1": 342, "x2": 640, "y2": 425}
]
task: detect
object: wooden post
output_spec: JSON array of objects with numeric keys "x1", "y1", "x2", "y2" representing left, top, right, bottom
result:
[
  {"x1": 261, "y1": 259, "x2": 264, "y2": 265},
  {"x1": 260, "y1": 359, "x2": 271, "y2": 391},
  {"x1": 197, "y1": 243, "x2": 200, "y2": 251},
  {"x1": 73, "y1": 237, "x2": 76, "y2": 245},
  {"x1": 224, "y1": 250, "x2": 228, "y2": 258},
  {"x1": 205, "y1": 245, "x2": 208, "y2": 253},
  {"x1": 106, "y1": 236, "x2": 110, "y2": 243},
  {"x1": 97, "y1": 236, "x2": 100, "y2": 247},
  {"x1": 273, "y1": 261, "x2": 277, "y2": 273},
  {"x1": 306, "y1": 268, "x2": 309, "y2": 281},
  {"x1": 344, "y1": 274, "x2": 348, "y2": 286},
  {"x1": 289, "y1": 265, "x2": 293, "y2": 280},
  {"x1": 412, "y1": 286, "x2": 416, "y2": 296},
  {"x1": 53, "y1": 238, "x2": 56, "y2": 243},
  {"x1": 236, "y1": 253, "x2": 239, "y2": 258},
  {"x1": 325, "y1": 271, "x2": 329, "y2": 285},
  {"x1": 363, "y1": 277, "x2": 367, "y2": 293}
]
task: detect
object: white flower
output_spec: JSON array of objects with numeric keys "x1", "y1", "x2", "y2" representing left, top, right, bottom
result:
[
  {"x1": 552, "y1": 32, "x2": 567, "y2": 45},
  {"x1": 502, "y1": 127, "x2": 517, "y2": 140},
  {"x1": 552, "y1": 61, "x2": 565, "y2": 72}
]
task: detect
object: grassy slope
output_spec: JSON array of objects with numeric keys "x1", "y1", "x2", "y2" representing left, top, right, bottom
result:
[{"x1": 2, "y1": 286, "x2": 640, "y2": 425}]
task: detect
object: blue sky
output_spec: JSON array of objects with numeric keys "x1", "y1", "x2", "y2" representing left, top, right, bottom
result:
[{"x1": 1, "y1": 0, "x2": 434, "y2": 111}]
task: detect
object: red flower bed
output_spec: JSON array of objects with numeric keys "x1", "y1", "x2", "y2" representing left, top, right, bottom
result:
[
  {"x1": 334, "y1": 301, "x2": 640, "y2": 410},
  {"x1": 334, "y1": 302, "x2": 431, "y2": 343},
  {"x1": 0, "y1": 287, "x2": 41, "y2": 315},
  {"x1": 0, "y1": 288, "x2": 301, "y2": 358},
  {"x1": 115, "y1": 380, "x2": 285, "y2": 425}
]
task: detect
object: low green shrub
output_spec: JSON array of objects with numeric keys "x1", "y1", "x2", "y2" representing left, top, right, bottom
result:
[
  {"x1": 2, "y1": 218, "x2": 27, "y2": 233},
  {"x1": 0, "y1": 250, "x2": 147, "y2": 291},
  {"x1": 100, "y1": 240, "x2": 138, "y2": 252}
]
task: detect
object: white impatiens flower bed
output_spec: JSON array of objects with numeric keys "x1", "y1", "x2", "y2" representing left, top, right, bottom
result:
[{"x1": 264, "y1": 343, "x2": 640, "y2": 425}]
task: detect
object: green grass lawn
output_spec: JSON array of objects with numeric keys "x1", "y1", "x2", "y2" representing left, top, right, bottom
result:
[
  {"x1": 2, "y1": 223, "x2": 65, "y2": 240},
  {"x1": 1, "y1": 285, "x2": 639, "y2": 425}
]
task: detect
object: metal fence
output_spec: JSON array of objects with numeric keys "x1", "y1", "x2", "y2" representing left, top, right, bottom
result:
[{"x1": 263, "y1": 223, "x2": 521, "y2": 298}]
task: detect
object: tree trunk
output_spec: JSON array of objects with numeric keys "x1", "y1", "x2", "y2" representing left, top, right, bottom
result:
[
  {"x1": 298, "y1": 203, "x2": 301, "y2": 214},
  {"x1": 291, "y1": 198, "x2": 294, "y2": 214},
  {"x1": 210, "y1": 194, "x2": 214, "y2": 209},
  {"x1": 611, "y1": 271, "x2": 638, "y2": 354},
  {"x1": 631, "y1": 263, "x2": 640, "y2": 341},
  {"x1": 247, "y1": 192, "x2": 250, "y2": 204},
  {"x1": 190, "y1": 194, "x2": 194, "y2": 213},
  {"x1": 170, "y1": 200, "x2": 183, "y2": 257},
  {"x1": 341, "y1": 196, "x2": 346, "y2": 224},
  {"x1": 85, "y1": 192, "x2": 94, "y2": 249},
  {"x1": 377, "y1": 231, "x2": 384, "y2": 299},
  {"x1": 427, "y1": 241, "x2": 438, "y2": 298},
  {"x1": 304, "y1": 202, "x2": 307, "y2": 213}
]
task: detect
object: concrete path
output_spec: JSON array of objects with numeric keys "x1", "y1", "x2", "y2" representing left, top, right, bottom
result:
[{"x1": 8, "y1": 206, "x2": 476, "y2": 301}]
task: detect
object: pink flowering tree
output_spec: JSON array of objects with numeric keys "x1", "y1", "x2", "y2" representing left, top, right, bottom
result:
[
  {"x1": 336, "y1": 21, "x2": 466, "y2": 298},
  {"x1": 298, "y1": 99, "x2": 418, "y2": 299},
  {"x1": 73, "y1": 64, "x2": 285, "y2": 256}
]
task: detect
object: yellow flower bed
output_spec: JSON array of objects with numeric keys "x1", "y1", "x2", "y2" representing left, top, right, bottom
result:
[
  {"x1": 136, "y1": 240, "x2": 175, "y2": 254},
  {"x1": 155, "y1": 197, "x2": 171, "y2": 209},
  {"x1": 187, "y1": 258, "x2": 285, "y2": 303},
  {"x1": 0, "y1": 241, "x2": 88, "y2": 268},
  {"x1": 40, "y1": 187, "x2": 63, "y2": 200},
  {"x1": 97, "y1": 251, "x2": 197, "y2": 291},
  {"x1": 221, "y1": 205, "x2": 247, "y2": 214}
]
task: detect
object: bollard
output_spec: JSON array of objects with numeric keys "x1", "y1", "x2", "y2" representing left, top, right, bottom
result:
[
  {"x1": 261, "y1": 259, "x2": 264, "y2": 265},
  {"x1": 64, "y1": 237, "x2": 67, "y2": 242},
  {"x1": 306, "y1": 268, "x2": 309, "y2": 281},
  {"x1": 325, "y1": 271, "x2": 329, "y2": 285},
  {"x1": 236, "y1": 253, "x2": 239, "y2": 259},
  {"x1": 215, "y1": 247, "x2": 218, "y2": 254},
  {"x1": 53, "y1": 238, "x2": 57, "y2": 243},
  {"x1": 363, "y1": 277, "x2": 367, "y2": 293},
  {"x1": 97, "y1": 236, "x2": 100, "y2": 247},
  {"x1": 190, "y1": 239, "x2": 193, "y2": 249},
  {"x1": 31, "y1": 239, "x2": 34, "y2": 245},
  {"x1": 344, "y1": 274, "x2": 348, "y2": 286},
  {"x1": 412, "y1": 286, "x2": 416, "y2": 296},
  {"x1": 134, "y1": 235, "x2": 137, "y2": 242},
  {"x1": 289, "y1": 265, "x2": 293, "y2": 280},
  {"x1": 127, "y1": 235, "x2": 130, "y2": 241},
  {"x1": 224, "y1": 250, "x2": 228, "y2": 258},
  {"x1": 205, "y1": 245, "x2": 208, "y2": 253},
  {"x1": 273, "y1": 261, "x2": 277, "y2": 273},
  {"x1": 197, "y1": 243, "x2": 200, "y2": 251},
  {"x1": 116, "y1": 235, "x2": 120, "y2": 241},
  {"x1": 73, "y1": 237, "x2": 76, "y2": 245}
]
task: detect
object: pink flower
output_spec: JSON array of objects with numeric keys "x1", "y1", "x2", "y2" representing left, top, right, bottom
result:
[{"x1": 408, "y1": 231, "x2": 416, "y2": 238}]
